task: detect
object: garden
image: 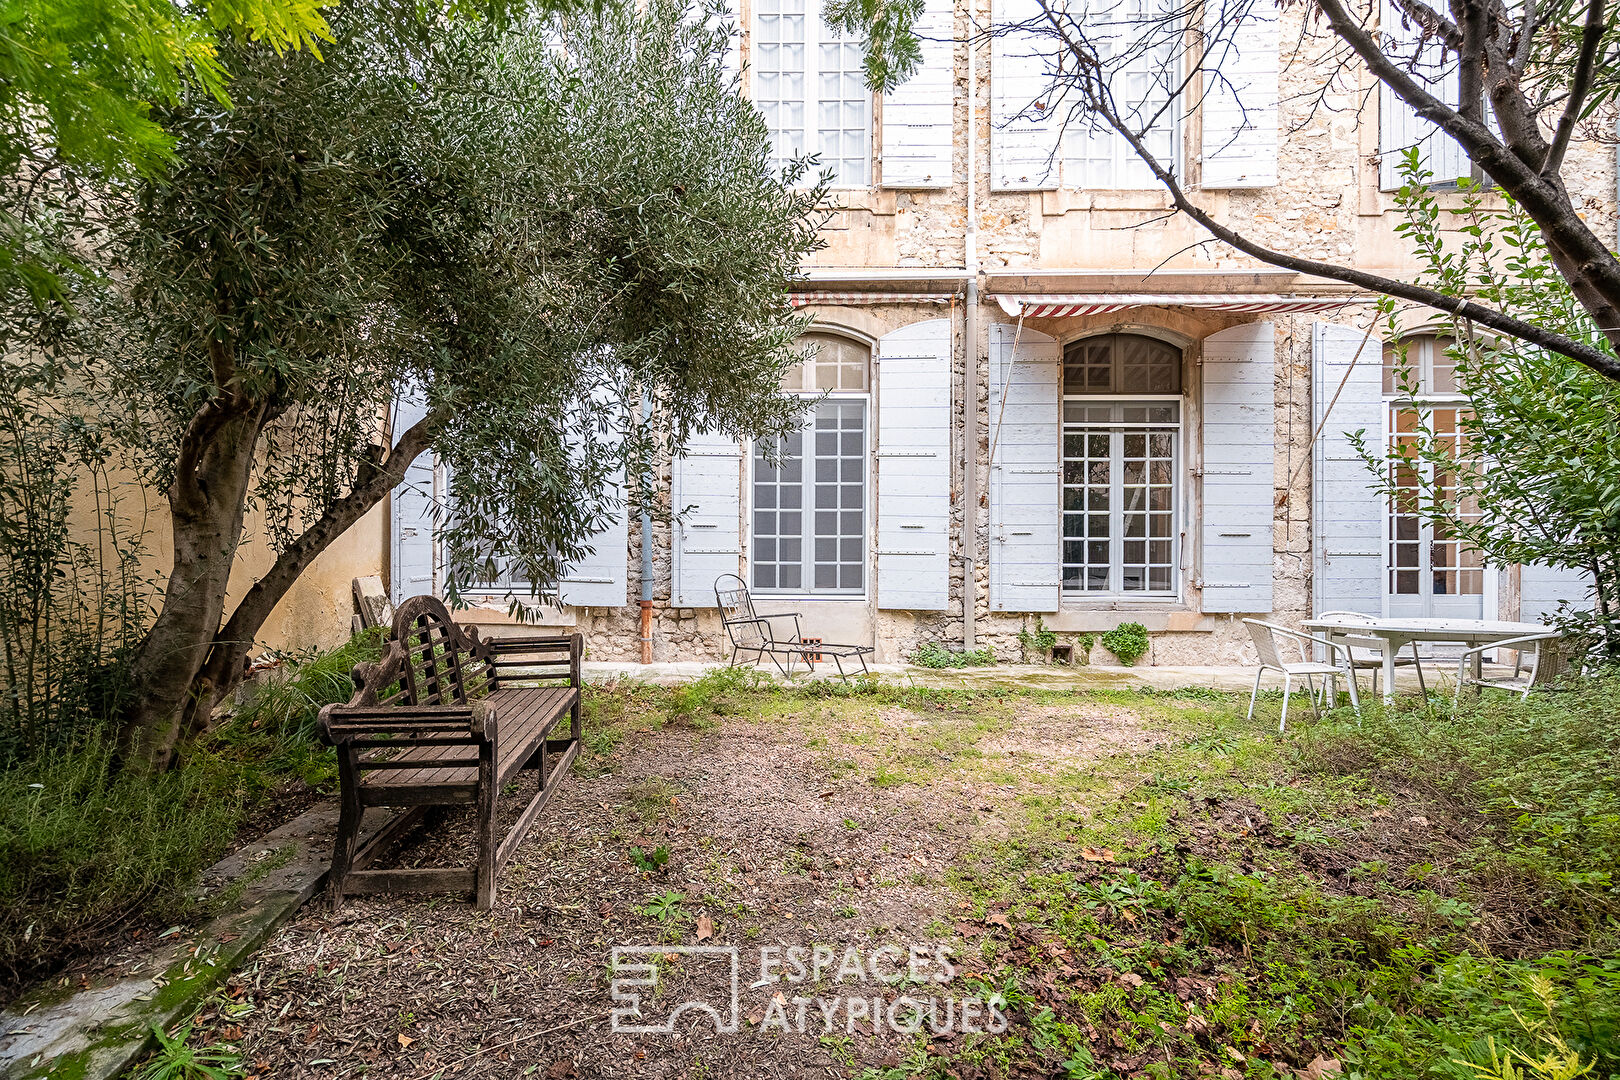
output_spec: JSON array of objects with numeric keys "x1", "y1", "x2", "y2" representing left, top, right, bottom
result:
[{"x1": 8, "y1": 647, "x2": 1614, "y2": 1079}]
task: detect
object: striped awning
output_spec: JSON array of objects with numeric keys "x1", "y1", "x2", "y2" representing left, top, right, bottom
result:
[
  {"x1": 993, "y1": 293, "x2": 1366, "y2": 318},
  {"x1": 789, "y1": 291, "x2": 955, "y2": 307}
]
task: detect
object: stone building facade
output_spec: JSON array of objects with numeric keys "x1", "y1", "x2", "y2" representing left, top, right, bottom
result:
[{"x1": 394, "y1": 0, "x2": 1609, "y2": 666}]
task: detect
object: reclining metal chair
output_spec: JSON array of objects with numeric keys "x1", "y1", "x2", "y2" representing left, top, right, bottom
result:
[{"x1": 714, "y1": 574, "x2": 873, "y2": 682}]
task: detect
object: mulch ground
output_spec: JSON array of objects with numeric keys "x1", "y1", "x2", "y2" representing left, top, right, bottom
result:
[{"x1": 213, "y1": 714, "x2": 1015, "y2": 1079}]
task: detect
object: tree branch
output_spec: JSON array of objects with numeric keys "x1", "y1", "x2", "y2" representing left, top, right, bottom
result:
[
  {"x1": 1042, "y1": 14, "x2": 1620, "y2": 381},
  {"x1": 210, "y1": 410, "x2": 437, "y2": 659},
  {"x1": 1542, "y1": 0, "x2": 1606, "y2": 175}
]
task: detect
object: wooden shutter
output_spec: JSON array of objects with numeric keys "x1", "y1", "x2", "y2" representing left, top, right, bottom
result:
[
  {"x1": 988, "y1": 323, "x2": 1061, "y2": 612},
  {"x1": 1378, "y1": 0, "x2": 1467, "y2": 190},
  {"x1": 991, "y1": 0, "x2": 1061, "y2": 190},
  {"x1": 1200, "y1": 0, "x2": 1279, "y2": 188},
  {"x1": 390, "y1": 386, "x2": 438, "y2": 602},
  {"x1": 876, "y1": 319, "x2": 952, "y2": 610},
  {"x1": 1520, "y1": 562, "x2": 1595, "y2": 623},
  {"x1": 881, "y1": 0, "x2": 954, "y2": 188},
  {"x1": 1200, "y1": 323, "x2": 1276, "y2": 613},
  {"x1": 671, "y1": 429, "x2": 743, "y2": 607},
  {"x1": 1310, "y1": 321, "x2": 1385, "y2": 617},
  {"x1": 557, "y1": 390, "x2": 632, "y2": 607}
]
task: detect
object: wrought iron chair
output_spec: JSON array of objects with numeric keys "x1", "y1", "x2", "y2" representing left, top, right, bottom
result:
[{"x1": 713, "y1": 574, "x2": 873, "y2": 681}]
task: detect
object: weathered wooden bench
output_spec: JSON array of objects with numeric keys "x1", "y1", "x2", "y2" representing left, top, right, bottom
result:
[{"x1": 318, "y1": 595, "x2": 581, "y2": 910}]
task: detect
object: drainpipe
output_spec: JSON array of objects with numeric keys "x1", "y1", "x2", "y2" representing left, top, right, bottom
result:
[
  {"x1": 639, "y1": 389, "x2": 655, "y2": 664},
  {"x1": 961, "y1": 8, "x2": 981, "y2": 650}
]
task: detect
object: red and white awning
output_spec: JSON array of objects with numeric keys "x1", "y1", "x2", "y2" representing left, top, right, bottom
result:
[
  {"x1": 788, "y1": 291, "x2": 955, "y2": 307},
  {"x1": 992, "y1": 293, "x2": 1366, "y2": 318}
]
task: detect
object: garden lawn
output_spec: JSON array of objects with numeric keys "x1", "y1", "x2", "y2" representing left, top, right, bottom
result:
[{"x1": 174, "y1": 669, "x2": 1619, "y2": 1080}]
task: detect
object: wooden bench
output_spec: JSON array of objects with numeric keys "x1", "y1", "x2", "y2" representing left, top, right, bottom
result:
[{"x1": 318, "y1": 595, "x2": 582, "y2": 910}]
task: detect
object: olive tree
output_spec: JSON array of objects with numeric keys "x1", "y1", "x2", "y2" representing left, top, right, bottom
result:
[{"x1": 67, "y1": 0, "x2": 824, "y2": 769}]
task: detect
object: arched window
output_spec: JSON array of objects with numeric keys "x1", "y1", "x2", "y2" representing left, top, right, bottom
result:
[
  {"x1": 1383, "y1": 334, "x2": 1482, "y2": 616},
  {"x1": 1060, "y1": 333, "x2": 1183, "y2": 596},
  {"x1": 1064, "y1": 333, "x2": 1182, "y2": 395},
  {"x1": 752, "y1": 332, "x2": 870, "y2": 595}
]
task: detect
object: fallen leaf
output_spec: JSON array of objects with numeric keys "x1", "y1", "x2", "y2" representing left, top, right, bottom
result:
[
  {"x1": 1080, "y1": 847, "x2": 1117, "y2": 863},
  {"x1": 1296, "y1": 1056, "x2": 1343, "y2": 1079},
  {"x1": 1119, "y1": 972, "x2": 1144, "y2": 988},
  {"x1": 819, "y1": 789, "x2": 834, "y2": 798},
  {"x1": 985, "y1": 912, "x2": 1012, "y2": 929},
  {"x1": 396, "y1": 1033, "x2": 413, "y2": 1049},
  {"x1": 696, "y1": 914, "x2": 713, "y2": 941},
  {"x1": 547, "y1": 1061, "x2": 577, "y2": 1079}
]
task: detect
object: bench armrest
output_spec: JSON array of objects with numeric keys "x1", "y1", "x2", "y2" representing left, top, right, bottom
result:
[{"x1": 318, "y1": 699, "x2": 496, "y2": 746}]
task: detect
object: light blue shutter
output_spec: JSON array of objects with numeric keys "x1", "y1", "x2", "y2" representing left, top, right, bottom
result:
[
  {"x1": 390, "y1": 385, "x2": 438, "y2": 601},
  {"x1": 988, "y1": 323, "x2": 1061, "y2": 612},
  {"x1": 876, "y1": 319, "x2": 952, "y2": 610},
  {"x1": 1200, "y1": 323, "x2": 1276, "y2": 613},
  {"x1": 558, "y1": 394, "x2": 632, "y2": 608},
  {"x1": 1200, "y1": 0, "x2": 1279, "y2": 188},
  {"x1": 558, "y1": 478, "x2": 630, "y2": 608},
  {"x1": 1311, "y1": 321, "x2": 1385, "y2": 617},
  {"x1": 671, "y1": 430, "x2": 743, "y2": 607},
  {"x1": 1520, "y1": 562, "x2": 1595, "y2": 623},
  {"x1": 1378, "y1": 0, "x2": 1468, "y2": 189},
  {"x1": 882, "y1": 0, "x2": 954, "y2": 188},
  {"x1": 991, "y1": 0, "x2": 1061, "y2": 190}
]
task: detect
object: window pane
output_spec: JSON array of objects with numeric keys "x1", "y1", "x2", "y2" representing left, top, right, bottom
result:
[
  {"x1": 1062, "y1": 402, "x2": 1178, "y2": 596},
  {"x1": 1063, "y1": 334, "x2": 1180, "y2": 395}
]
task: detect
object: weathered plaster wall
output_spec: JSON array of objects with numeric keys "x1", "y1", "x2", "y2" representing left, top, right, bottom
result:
[{"x1": 63, "y1": 466, "x2": 387, "y2": 662}]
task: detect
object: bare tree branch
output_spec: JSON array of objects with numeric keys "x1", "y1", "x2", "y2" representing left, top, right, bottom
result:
[{"x1": 1036, "y1": 6, "x2": 1620, "y2": 382}]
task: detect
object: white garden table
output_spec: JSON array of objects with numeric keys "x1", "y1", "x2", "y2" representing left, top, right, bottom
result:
[{"x1": 1301, "y1": 616, "x2": 1557, "y2": 704}]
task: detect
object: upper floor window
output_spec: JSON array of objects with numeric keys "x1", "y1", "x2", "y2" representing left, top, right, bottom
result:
[
  {"x1": 1062, "y1": 0, "x2": 1178, "y2": 189},
  {"x1": 753, "y1": 333, "x2": 870, "y2": 595},
  {"x1": 753, "y1": 0, "x2": 871, "y2": 186}
]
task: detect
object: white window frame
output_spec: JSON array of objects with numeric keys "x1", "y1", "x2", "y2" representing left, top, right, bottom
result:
[
  {"x1": 751, "y1": 0, "x2": 873, "y2": 188},
  {"x1": 1060, "y1": 394, "x2": 1184, "y2": 601},
  {"x1": 1382, "y1": 336, "x2": 1488, "y2": 619},
  {"x1": 748, "y1": 391, "x2": 871, "y2": 600}
]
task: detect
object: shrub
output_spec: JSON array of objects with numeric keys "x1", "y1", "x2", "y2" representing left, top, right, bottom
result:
[
  {"x1": 1016, "y1": 616, "x2": 1058, "y2": 662},
  {"x1": 0, "y1": 630, "x2": 374, "y2": 993},
  {"x1": 1101, "y1": 622, "x2": 1150, "y2": 665}
]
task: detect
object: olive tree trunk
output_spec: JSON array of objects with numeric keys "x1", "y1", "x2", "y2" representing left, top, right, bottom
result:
[{"x1": 115, "y1": 407, "x2": 436, "y2": 771}]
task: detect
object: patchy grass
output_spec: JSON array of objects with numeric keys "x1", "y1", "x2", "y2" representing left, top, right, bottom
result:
[{"x1": 910, "y1": 678, "x2": 1620, "y2": 1080}]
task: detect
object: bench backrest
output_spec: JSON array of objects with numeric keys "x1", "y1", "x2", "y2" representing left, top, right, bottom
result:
[
  {"x1": 392, "y1": 595, "x2": 491, "y2": 705},
  {"x1": 386, "y1": 595, "x2": 578, "y2": 706}
]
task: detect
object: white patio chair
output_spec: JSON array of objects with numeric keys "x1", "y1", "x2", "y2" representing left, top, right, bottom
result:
[
  {"x1": 1318, "y1": 610, "x2": 1427, "y2": 698},
  {"x1": 1243, "y1": 619, "x2": 1362, "y2": 732},
  {"x1": 1452, "y1": 632, "x2": 1560, "y2": 707}
]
